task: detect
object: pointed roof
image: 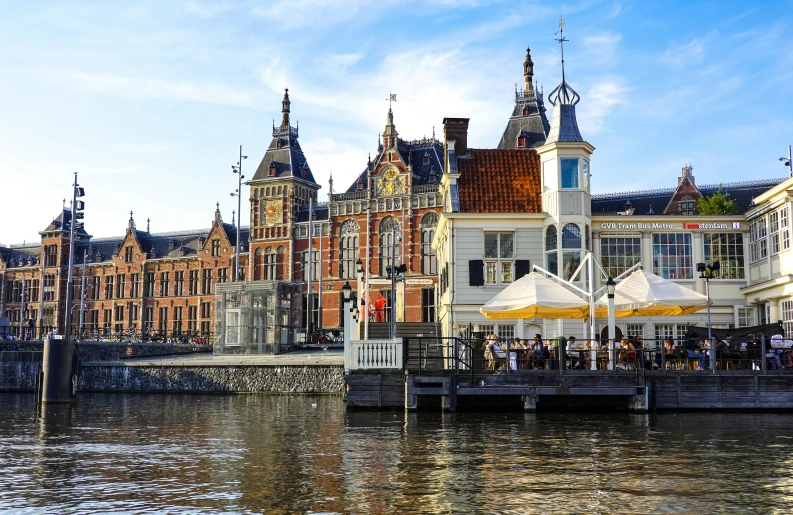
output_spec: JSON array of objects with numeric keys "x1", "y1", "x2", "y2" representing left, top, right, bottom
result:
[
  {"x1": 544, "y1": 21, "x2": 584, "y2": 144},
  {"x1": 39, "y1": 208, "x2": 91, "y2": 238},
  {"x1": 498, "y1": 47, "x2": 550, "y2": 149},
  {"x1": 251, "y1": 88, "x2": 319, "y2": 186}
]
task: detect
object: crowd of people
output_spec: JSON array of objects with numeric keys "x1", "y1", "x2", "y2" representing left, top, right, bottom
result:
[{"x1": 480, "y1": 331, "x2": 793, "y2": 372}]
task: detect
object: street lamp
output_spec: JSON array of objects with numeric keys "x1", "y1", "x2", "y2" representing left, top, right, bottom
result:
[
  {"x1": 342, "y1": 281, "x2": 352, "y2": 303},
  {"x1": 63, "y1": 174, "x2": 85, "y2": 343},
  {"x1": 697, "y1": 260, "x2": 720, "y2": 372},
  {"x1": 606, "y1": 276, "x2": 616, "y2": 371},
  {"x1": 780, "y1": 145, "x2": 792, "y2": 177},
  {"x1": 231, "y1": 145, "x2": 247, "y2": 281}
]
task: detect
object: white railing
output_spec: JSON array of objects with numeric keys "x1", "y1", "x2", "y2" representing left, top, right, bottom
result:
[{"x1": 346, "y1": 339, "x2": 402, "y2": 371}]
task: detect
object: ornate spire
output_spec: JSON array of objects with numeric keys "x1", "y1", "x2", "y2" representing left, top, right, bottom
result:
[
  {"x1": 146, "y1": 217, "x2": 150, "y2": 233},
  {"x1": 213, "y1": 202, "x2": 223, "y2": 226},
  {"x1": 280, "y1": 88, "x2": 291, "y2": 127},
  {"x1": 231, "y1": 209, "x2": 236, "y2": 226},
  {"x1": 523, "y1": 47, "x2": 535, "y2": 95},
  {"x1": 127, "y1": 210, "x2": 135, "y2": 234},
  {"x1": 548, "y1": 15, "x2": 579, "y2": 106},
  {"x1": 328, "y1": 172, "x2": 334, "y2": 195}
]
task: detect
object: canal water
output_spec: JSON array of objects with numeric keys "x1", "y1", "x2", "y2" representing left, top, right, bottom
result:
[{"x1": 1, "y1": 393, "x2": 792, "y2": 514}]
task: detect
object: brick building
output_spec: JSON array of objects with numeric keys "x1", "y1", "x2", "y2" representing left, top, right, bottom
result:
[{"x1": 0, "y1": 206, "x2": 248, "y2": 338}]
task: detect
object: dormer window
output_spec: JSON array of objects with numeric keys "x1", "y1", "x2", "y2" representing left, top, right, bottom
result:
[
  {"x1": 198, "y1": 236, "x2": 205, "y2": 246},
  {"x1": 95, "y1": 253, "x2": 103, "y2": 263},
  {"x1": 179, "y1": 246, "x2": 187, "y2": 256},
  {"x1": 522, "y1": 107, "x2": 529, "y2": 116},
  {"x1": 302, "y1": 163, "x2": 309, "y2": 178},
  {"x1": 356, "y1": 179, "x2": 363, "y2": 190},
  {"x1": 276, "y1": 140, "x2": 281, "y2": 149},
  {"x1": 423, "y1": 152, "x2": 429, "y2": 165},
  {"x1": 149, "y1": 248, "x2": 158, "y2": 258},
  {"x1": 87, "y1": 246, "x2": 94, "y2": 256},
  {"x1": 168, "y1": 238, "x2": 176, "y2": 249},
  {"x1": 518, "y1": 136, "x2": 526, "y2": 147},
  {"x1": 429, "y1": 170, "x2": 436, "y2": 183},
  {"x1": 269, "y1": 161, "x2": 276, "y2": 176},
  {"x1": 113, "y1": 243, "x2": 120, "y2": 253}
]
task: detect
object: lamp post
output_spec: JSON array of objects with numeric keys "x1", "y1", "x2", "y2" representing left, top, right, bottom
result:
[
  {"x1": 63, "y1": 174, "x2": 85, "y2": 343},
  {"x1": 697, "y1": 260, "x2": 720, "y2": 372},
  {"x1": 779, "y1": 145, "x2": 792, "y2": 177},
  {"x1": 342, "y1": 281, "x2": 352, "y2": 372},
  {"x1": 356, "y1": 258, "x2": 364, "y2": 337},
  {"x1": 231, "y1": 145, "x2": 247, "y2": 281},
  {"x1": 606, "y1": 276, "x2": 616, "y2": 371}
]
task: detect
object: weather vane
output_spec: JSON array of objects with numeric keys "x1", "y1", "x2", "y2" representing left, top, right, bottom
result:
[
  {"x1": 555, "y1": 15, "x2": 568, "y2": 74},
  {"x1": 386, "y1": 93, "x2": 397, "y2": 110}
]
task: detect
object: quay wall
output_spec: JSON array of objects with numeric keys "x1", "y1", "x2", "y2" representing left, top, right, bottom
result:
[
  {"x1": 0, "y1": 341, "x2": 210, "y2": 362},
  {"x1": 1, "y1": 362, "x2": 344, "y2": 394}
]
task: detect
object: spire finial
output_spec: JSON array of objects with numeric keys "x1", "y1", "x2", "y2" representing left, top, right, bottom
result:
[
  {"x1": 231, "y1": 209, "x2": 236, "y2": 226},
  {"x1": 127, "y1": 211, "x2": 135, "y2": 234},
  {"x1": 548, "y1": 15, "x2": 580, "y2": 106},
  {"x1": 214, "y1": 202, "x2": 222, "y2": 226},
  {"x1": 62, "y1": 198, "x2": 66, "y2": 210},
  {"x1": 281, "y1": 88, "x2": 291, "y2": 127},
  {"x1": 147, "y1": 217, "x2": 150, "y2": 232},
  {"x1": 523, "y1": 46, "x2": 534, "y2": 94},
  {"x1": 328, "y1": 172, "x2": 334, "y2": 195}
]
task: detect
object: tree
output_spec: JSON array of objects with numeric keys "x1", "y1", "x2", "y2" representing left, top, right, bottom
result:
[{"x1": 696, "y1": 186, "x2": 741, "y2": 215}]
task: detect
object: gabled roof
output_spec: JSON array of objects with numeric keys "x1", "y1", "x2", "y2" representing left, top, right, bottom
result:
[
  {"x1": 457, "y1": 149, "x2": 542, "y2": 213},
  {"x1": 39, "y1": 209, "x2": 91, "y2": 238}
]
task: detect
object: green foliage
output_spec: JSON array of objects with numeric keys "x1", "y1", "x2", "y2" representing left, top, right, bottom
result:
[{"x1": 696, "y1": 185, "x2": 741, "y2": 215}]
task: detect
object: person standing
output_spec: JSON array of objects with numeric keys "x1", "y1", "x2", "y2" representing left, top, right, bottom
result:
[{"x1": 374, "y1": 292, "x2": 387, "y2": 323}]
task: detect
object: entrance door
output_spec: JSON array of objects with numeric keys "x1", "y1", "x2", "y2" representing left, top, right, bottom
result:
[{"x1": 600, "y1": 325, "x2": 622, "y2": 344}]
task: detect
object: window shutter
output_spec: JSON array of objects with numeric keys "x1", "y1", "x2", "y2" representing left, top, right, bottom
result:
[
  {"x1": 515, "y1": 260, "x2": 531, "y2": 280},
  {"x1": 469, "y1": 260, "x2": 484, "y2": 286}
]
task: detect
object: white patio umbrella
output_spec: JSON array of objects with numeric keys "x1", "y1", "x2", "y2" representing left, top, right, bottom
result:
[
  {"x1": 480, "y1": 271, "x2": 590, "y2": 319},
  {"x1": 593, "y1": 269, "x2": 709, "y2": 318}
]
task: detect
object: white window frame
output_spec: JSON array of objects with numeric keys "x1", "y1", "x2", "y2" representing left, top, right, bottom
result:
[
  {"x1": 734, "y1": 306, "x2": 756, "y2": 328},
  {"x1": 749, "y1": 218, "x2": 768, "y2": 262},
  {"x1": 703, "y1": 233, "x2": 745, "y2": 279},
  {"x1": 483, "y1": 232, "x2": 514, "y2": 286}
]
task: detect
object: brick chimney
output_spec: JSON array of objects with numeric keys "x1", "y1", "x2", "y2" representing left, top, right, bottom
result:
[{"x1": 443, "y1": 117, "x2": 470, "y2": 159}]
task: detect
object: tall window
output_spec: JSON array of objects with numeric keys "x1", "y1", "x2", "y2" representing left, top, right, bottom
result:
[
  {"x1": 379, "y1": 217, "x2": 399, "y2": 277},
  {"x1": 144, "y1": 307, "x2": 154, "y2": 332},
  {"x1": 188, "y1": 306, "x2": 198, "y2": 332},
  {"x1": 89, "y1": 309, "x2": 99, "y2": 332},
  {"x1": 560, "y1": 158, "x2": 579, "y2": 189},
  {"x1": 601, "y1": 237, "x2": 641, "y2": 278},
  {"x1": 217, "y1": 268, "x2": 228, "y2": 283},
  {"x1": 211, "y1": 239, "x2": 221, "y2": 257},
  {"x1": 104, "y1": 275, "x2": 114, "y2": 299},
  {"x1": 264, "y1": 247, "x2": 276, "y2": 280},
  {"x1": 421, "y1": 213, "x2": 439, "y2": 275},
  {"x1": 749, "y1": 218, "x2": 768, "y2": 262},
  {"x1": 130, "y1": 304, "x2": 138, "y2": 329},
  {"x1": 29, "y1": 279, "x2": 39, "y2": 303},
  {"x1": 654, "y1": 324, "x2": 675, "y2": 344},
  {"x1": 158, "y1": 307, "x2": 168, "y2": 333},
  {"x1": 339, "y1": 220, "x2": 359, "y2": 280},
  {"x1": 770, "y1": 208, "x2": 790, "y2": 255},
  {"x1": 143, "y1": 272, "x2": 154, "y2": 297},
  {"x1": 174, "y1": 271, "x2": 185, "y2": 296},
  {"x1": 160, "y1": 272, "x2": 170, "y2": 297},
  {"x1": 301, "y1": 250, "x2": 320, "y2": 281},
  {"x1": 188, "y1": 270, "x2": 199, "y2": 295},
  {"x1": 545, "y1": 225, "x2": 558, "y2": 276},
  {"x1": 173, "y1": 307, "x2": 183, "y2": 335},
  {"x1": 91, "y1": 276, "x2": 100, "y2": 300},
  {"x1": 782, "y1": 300, "x2": 793, "y2": 340},
  {"x1": 561, "y1": 223, "x2": 581, "y2": 281},
  {"x1": 422, "y1": 288, "x2": 436, "y2": 323},
  {"x1": 130, "y1": 273, "x2": 140, "y2": 297},
  {"x1": 114, "y1": 305, "x2": 125, "y2": 332},
  {"x1": 125, "y1": 246, "x2": 134, "y2": 263},
  {"x1": 116, "y1": 274, "x2": 126, "y2": 299},
  {"x1": 202, "y1": 269, "x2": 213, "y2": 295},
  {"x1": 44, "y1": 245, "x2": 58, "y2": 267},
  {"x1": 484, "y1": 232, "x2": 514, "y2": 285},
  {"x1": 652, "y1": 233, "x2": 693, "y2": 280},
  {"x1": 103, "y1": 309, "x2": 112, "y2": 335},
  {"x1": 704, "y1": 233, "x2": 744, "y2": 279}
]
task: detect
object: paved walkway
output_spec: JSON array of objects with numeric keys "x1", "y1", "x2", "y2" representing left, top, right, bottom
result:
[{"x1": 85, "y1": 349, "x2": 344, "y2": 367}]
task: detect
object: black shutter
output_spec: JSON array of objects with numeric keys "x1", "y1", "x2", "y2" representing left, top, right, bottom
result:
[
  {"x1": 515, "y1": 260, "x2": 531, "y2": 280},
  {"x1": 469, "y1": 260, "x2": 484, "y2": 286}
]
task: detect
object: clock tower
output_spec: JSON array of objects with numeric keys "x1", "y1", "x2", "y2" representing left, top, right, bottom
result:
[{"x1": 248, "y1": 88, "x2": 320, "y2": 281}]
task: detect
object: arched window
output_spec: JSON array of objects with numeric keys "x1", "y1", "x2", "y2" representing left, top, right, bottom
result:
[
  {"x1": 562, "y1": 224, "x2": 581, "y2": 249},
  {"x1": 561, "y1": 223, "x2": 582, "y2": 281},
  {"x1": 339, "y1": 220, "x2": 360, "y2": 279},
  {"x1": 264, "y1": 247, "x2": 276, "y2": 280},
  {"x1": 253, "y1": 248, "x2": 264, "y2": 280},
  {"x1": 545, "y1": 225, "x2": 558, "y2": 275},
  {"x1": 276, "y1": 245, "x2": 286, "y2": 280},
  {"x1": 421, "y1": 212, "x2": 439, "y2": 275},
  {"x1": 379, "y1": 216, "x2": 399, "y2": 277}
]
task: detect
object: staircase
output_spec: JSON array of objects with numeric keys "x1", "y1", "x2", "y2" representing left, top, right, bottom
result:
[{"x1": 365, "y1": 322, "x2": 441, "y2": 340}]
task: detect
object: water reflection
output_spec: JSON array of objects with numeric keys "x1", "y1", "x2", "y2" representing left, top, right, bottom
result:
[{"x1": 1, "y1": 393, "x2": 792, "y2": 514}]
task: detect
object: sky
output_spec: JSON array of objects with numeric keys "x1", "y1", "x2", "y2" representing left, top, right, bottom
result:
[{"x1": 1, "y1": 0, "x2": 792, "y2": 245}]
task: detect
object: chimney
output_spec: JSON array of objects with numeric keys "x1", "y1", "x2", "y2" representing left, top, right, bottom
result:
[{"x1": 443, "y1": 117, "x2": 470, "y2": 158}]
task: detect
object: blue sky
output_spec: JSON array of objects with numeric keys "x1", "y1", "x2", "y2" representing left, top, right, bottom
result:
[{"x1": 1, "y1": 0, "x2": 791, "y2": 244}]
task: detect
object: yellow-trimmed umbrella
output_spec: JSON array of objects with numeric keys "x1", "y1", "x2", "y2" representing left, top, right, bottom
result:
[
  {"x1": 594, "y1": 269, "x2": 709, "y2": 318},
  {"x1": 480, "y1": 272, "x2": 590, "y2": 319}
]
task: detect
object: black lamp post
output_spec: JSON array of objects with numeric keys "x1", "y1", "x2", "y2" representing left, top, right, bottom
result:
[
  {"x1": 697, "y1": 260, "x2": 720, "y2": 371},
  {"x1": 231, "y1": 145, "x2": 247, "y2": 281},
  {"x1": 606, "y1": 276, "x2": 616, "y2": 370}
]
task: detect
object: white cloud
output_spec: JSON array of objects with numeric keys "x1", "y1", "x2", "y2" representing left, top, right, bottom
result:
[
  {"x1": 581, "y1": 32, "x2": 622, "y2": 65},
  {"x1": 661, "y1": 38, "x2": 706, "y2": 68},
  {"x1": 576, "y1": 78, "x2": 626, "y2": 135},
  {"x1": 184, "y1": 0, "x2": 236, "y2": 17}
]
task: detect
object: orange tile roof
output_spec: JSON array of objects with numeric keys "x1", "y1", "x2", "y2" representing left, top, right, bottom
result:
[{"x1": 457, "y1": 148, "x2": 542, "y2": 213}]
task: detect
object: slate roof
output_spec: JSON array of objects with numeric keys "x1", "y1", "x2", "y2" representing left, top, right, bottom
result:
[
  {"x1": 591, "y1": 178, "x2": 787, "y2": 216},
  {"x1": 343, "y1": 138, "x2": 444, "y2": 193},
  {"x1": 1, "y1": 243, "x2": 40, "y2": 269},
  {"x1": 296, "y1": 204, "x2": 330, "y2": 223},
  {"x1": 457, "y1": 149, "x2": 542, "y2": 213},
  {"x1": 497, "y1": 90, "x2": 550, "y2": 149},
  {"x1": 39, "y1": 209, "x2": 92, "y2": 238}
]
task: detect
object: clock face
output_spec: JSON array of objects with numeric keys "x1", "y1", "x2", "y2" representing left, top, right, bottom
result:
[{"x1": 264, "y1": 199, "x2": 283, "y2": 225}]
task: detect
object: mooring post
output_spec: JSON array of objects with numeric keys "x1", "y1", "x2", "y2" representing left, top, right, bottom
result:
[{"x1": 42, "y1": 337, "x2": 75, "y2": 404}]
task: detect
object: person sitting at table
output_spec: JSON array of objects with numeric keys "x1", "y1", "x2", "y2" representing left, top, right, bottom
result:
[
  {"x1": 484, "y1": 333, "x2": 506, "y2": 370},
  {"x1": 507, "y1": 338, "x2": 522, "y2": 370},
  {"x1": 583, "y1": 341, "x2": 593, "y2": 370},
  {"x1": 619, "y1": 338, "x2": 635, "y2": 369},
  {"x1": 520, "y1": 339, "x2": 534, "y2": 369},
  {"x1": 566, "y1": 336, "x2": 581, "y2": 369},
  {"x1": 745, "y1": 334, "x2": 761, "y2": 370},
  {"x1": 715, "y1": 337, "x2": 730, "y2": 369},
  {"x1": 663, "y1": 338, "x2": 677, "y2": 369}
]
